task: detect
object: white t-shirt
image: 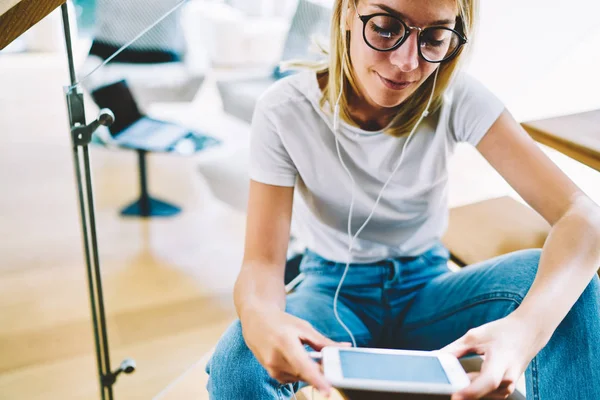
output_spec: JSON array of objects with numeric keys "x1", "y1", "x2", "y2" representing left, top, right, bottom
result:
[{"x1": 250, "y1": 70, "x2": 504, "y2": 263}]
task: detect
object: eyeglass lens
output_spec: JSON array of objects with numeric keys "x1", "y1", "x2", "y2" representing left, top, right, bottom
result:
[{"x1": 364, "y1": 15, "x2": 461, "y2": 62}]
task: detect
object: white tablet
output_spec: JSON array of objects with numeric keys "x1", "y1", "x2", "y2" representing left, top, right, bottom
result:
[{"x1": 322, "y1": 347, "x2": 470, "y2": 395}]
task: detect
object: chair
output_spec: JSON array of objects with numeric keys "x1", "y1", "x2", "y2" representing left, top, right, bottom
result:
[
  {"x1": 198, "y1": 0, "x2": 332, "y2": 268},
  {"x1": 81, "y1": 0, "x2": 205, "y2": 112},
  {"x1": 89, "y1": 79, "x2": 220, "y2": 217},
  {"x1": 216, "y1": 0, "x2": 332, "y2": 123}
]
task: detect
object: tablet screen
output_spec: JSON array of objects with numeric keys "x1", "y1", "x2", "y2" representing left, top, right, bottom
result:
[{"x1": 339, "y1": 350, "x2": 450, "y2": 384}]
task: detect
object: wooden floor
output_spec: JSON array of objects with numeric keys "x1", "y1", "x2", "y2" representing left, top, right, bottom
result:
[
  {"x1": 1, "y1": 50, "x2": 599, "y2": 400},
  {"x1": 0, "y1": 52, "x2": 243, "y2": 399}
]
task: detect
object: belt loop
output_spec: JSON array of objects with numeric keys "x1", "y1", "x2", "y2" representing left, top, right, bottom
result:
[{"x1": 388, "y1": 258, "x2": 402, "y2": 283}]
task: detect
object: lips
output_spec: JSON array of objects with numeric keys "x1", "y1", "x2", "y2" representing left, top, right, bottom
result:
[{"x1": 377, "y1": 72, "x2": 414, "y2": 90}]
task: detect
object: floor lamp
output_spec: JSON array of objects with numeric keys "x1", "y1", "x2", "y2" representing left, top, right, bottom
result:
[{"x1": 60, "y1": 4, "x2": 135, "y2": 399}]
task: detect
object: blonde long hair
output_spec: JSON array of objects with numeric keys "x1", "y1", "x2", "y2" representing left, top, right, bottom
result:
[{"x1": 284, "y1": 0, "x2": 478, "y2": 137}]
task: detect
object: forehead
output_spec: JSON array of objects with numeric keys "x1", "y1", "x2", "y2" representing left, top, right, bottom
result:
[{"x1": 358, "y1": 0, "x2": 458, "y2": 26}]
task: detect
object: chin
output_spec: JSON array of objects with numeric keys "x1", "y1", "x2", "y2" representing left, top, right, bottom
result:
[
  {"x1": 369, "y1": 90, "x2": 408, "y2": 109},
  {"x1": 364, "y1": 79, "x2": 411, "y2": 109}
]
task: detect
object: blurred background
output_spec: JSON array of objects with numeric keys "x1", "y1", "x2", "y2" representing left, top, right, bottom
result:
[{"x1": 0, "y1": 0, "x2": 599, "y2": 399}]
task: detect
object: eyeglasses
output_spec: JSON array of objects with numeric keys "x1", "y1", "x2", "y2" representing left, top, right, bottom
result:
[{"x1": 357, "y1": 12, "x2": 468, "y2": 63}]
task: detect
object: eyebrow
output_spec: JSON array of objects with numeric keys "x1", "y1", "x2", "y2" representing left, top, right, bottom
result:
[{"x1": 371, "y1": 3, "x2": 456, "y2": 26}]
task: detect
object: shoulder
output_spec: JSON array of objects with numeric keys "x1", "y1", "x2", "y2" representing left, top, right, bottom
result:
[
  {"x1": 442, "y1": 72, "x2": 505, "y2": 144},
  {"x1": 443, "y1": 72, "x2": 504, "y2": 119},
  {"x1": 445, "y1": 73, "x2": 489, "y2": 103}
]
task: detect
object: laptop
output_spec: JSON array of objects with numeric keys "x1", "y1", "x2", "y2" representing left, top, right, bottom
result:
[{"x1": 91, "y1": 80, "x2": 191, "y2": 152}]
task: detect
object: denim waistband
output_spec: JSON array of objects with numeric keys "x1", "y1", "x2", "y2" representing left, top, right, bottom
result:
[{"x1": 300, "y1": 241, "x2": 450, "y2": 271}]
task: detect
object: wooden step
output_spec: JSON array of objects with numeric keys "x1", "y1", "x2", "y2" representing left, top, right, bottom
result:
[{"x1": 442, "y1": 196, "x2": 550, "y2": 266}]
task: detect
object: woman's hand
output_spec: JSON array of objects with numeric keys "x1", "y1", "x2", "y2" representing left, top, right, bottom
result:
[
  {"x1": 441, "y1": 315, "x2": 549, "y2": 400},
  {"x1": 241, "y1": 307, "x2": 349, "y2": 396}
]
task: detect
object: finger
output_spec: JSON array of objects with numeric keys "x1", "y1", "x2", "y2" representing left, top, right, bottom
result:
[
  {"x1": 486, "y1": 378, "x2": 516, "y2": 399},
  {"x1": 491, "y1": 389, "x2": 513, "y2": 399},
  {"x1": 274, "y1": 372, "x2": 302, "y2": 384},
  {"x1": 455, "y1": 355, "x2": 505, "y2": 399},
  {"x1": 466, "y1": 372, "x2": 479, "y2": 382},
  {"x1": 441, "y1": 336, "x2": 475, "y2": 359},
  {"x1": 480, "y1": 393, "x2": 509, "y2": 400},
  {"x1": 469, "y1": 373, "x2": 516, "y2": 399},
  {"x1": 284, "y1": 338, "x2": 332, "y2": 396},
  {"x1": 264, "y1": 356, "x2": 301, "y2": 384},
  {"x1": 452, "y1": 373, "x2": 479, "y2": 400},
  {"x1": 480, "y1": 386, "x2": 512, "y2": 399},
  {"x1": 503, "y1": 382, "x2": 516, "y2": 394},
  {"x1": 298, "y1": 323, "x2": 342, "y2": 351}
]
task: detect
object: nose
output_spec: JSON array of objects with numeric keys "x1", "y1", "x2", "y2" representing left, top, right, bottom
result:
[{"x1": 390, "y1": 32, "x2": 419, "y2": 72}]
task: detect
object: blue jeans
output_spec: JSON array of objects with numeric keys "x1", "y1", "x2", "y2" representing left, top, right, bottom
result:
[{"x1": 206, "y1": 242, "x2": 600, "y2": 399}]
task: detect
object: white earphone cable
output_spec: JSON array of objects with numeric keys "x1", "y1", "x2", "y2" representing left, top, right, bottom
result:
[
  {"x1": 332, "y1": 52, "x2": 359, "y2": 347},
  {"x1": 331, "y1": 61, "x2": 440, "y2": 348}
]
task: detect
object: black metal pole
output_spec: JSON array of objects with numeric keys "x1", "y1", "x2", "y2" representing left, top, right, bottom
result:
[
  {"x1": 60, "y1": 4, "x2": 138, "y2": 399},
  {"x1": 83, "y1": 146, "x2": 114, "y2": 400},
  {"x1": 138, "y1": 150, "x2": 150, "y2": 216},
  {"x1": 72, "y1": 145, "x2": 108, "y2": 400},
  {"x1": 60, "y1": 5, "x2": 109, "y2": 400},
  {"x1": 61, "y1": 4, "x2": 77, "y2": 85}
]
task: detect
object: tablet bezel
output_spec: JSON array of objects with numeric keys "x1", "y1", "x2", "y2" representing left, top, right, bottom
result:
[{"x1": 322, "y1": 347, "x2": 470, "y2": 395}]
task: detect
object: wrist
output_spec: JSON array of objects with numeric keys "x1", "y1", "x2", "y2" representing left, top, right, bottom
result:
[
  {"x1": 508, "y1": 306, "x2": 554, "y2": 352},
  {"x1": 238, "y1": 300, "x2": 282, "y2": 324}
]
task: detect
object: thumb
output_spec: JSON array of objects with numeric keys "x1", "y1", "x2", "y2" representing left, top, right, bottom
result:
[
  {"x1": 299, "y1": 325, "x2": 341, "y2": 351},
  {"x1": 454, "y1": 354, "x2": 505, "y2": 399},
  {"x1": 440, "y1": 335, "x2": 474, "y2": 359}
]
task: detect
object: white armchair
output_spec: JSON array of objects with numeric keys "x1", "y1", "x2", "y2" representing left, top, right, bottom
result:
[
  {"x1": 216, "y1": 0, "x2": 332, "y2": 123},
  {"x1": 79, "y1": 0, "x2": 206, "y2": 112}
]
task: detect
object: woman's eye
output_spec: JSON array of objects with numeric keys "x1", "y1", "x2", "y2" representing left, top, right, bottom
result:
[
  {"x1": 422, "y1": 39, "x2": 445, "y2": 48},
  {"x1": 370, "y1": 24, "x2": 399, "y2": 39}
]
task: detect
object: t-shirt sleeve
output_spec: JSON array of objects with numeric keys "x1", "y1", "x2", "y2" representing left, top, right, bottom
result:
[
  {"x1": 448, "y1": 74, "x2": 505, "y2": 146},
  {"x1": 249, "y1": 101, "x2": 298, "y2": 187}
]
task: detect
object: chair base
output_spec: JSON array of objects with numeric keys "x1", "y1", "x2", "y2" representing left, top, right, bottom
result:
[{"x1": 120, "y1": 197, "x2": 181, "y2": 218}]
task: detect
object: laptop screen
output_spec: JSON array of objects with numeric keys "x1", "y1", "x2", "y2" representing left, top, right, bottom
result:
[{"x1": 91, "y1": 80, "x2": 144, "y2": 135}]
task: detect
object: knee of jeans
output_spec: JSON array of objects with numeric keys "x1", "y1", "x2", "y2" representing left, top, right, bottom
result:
[
  {"x1": 206, "y1": 320, "x2": 272, "y2": 395},
  {"x1": 206, "y1": 321, "x2": 252, "y2": 381},
  {"x1": 491, "y1": 248, "x2": 542, "y2": 296}
]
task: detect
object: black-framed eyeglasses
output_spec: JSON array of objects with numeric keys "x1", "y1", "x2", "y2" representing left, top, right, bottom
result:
[{"x1": 357, "y1": 12, "x2": 468, "y2": 63}]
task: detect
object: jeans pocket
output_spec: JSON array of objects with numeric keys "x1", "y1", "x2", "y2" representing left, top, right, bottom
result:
[{"x1": 421, "y1": 242, "x2": 451, "y2": 266}]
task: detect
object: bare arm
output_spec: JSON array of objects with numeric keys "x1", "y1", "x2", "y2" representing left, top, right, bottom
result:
[
  {"x1": 234, "y1": 179, "x2": 294, "y2": 320},
  {"x1": 477, "y1": 110, "x2": 600, "y2": 344},
  {"x1": 233, "y1": 179, "x2": 337, "y2": 394},
  {"x1": 445, "y1": 109, "x2": 600, "y2": 399}
]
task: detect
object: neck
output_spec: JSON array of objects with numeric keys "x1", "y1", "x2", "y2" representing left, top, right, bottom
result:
[
  {"x1": 317, "y1": 71, "x2": 397, "y2": 132},
  {"x1": 347, "y1": 88, "x2": 398, "y2": 131}
]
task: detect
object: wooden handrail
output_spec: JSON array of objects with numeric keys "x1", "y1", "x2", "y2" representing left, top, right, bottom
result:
[
  {"x1": 0, "y1": 0, "x2": 66, "y2": 50},
  {"x1": 522, "y1": 110, "x2": 600, "y2": 172}
]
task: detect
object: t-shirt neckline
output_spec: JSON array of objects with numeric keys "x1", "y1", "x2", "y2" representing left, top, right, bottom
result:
[{"x1": 306, "y1": 71, "x2": 390, "y2": 140}]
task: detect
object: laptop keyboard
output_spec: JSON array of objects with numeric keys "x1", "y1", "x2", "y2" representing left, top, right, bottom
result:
[{"x1": 115, "y1": 118, "x2": 189, "y2": 151}]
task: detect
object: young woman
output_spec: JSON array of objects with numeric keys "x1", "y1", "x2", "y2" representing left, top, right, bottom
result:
[{"x1": 206, "y1": 0, "x2": 600, "y2": 398}]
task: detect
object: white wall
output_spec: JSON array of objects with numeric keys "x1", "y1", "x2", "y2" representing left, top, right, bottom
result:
[
  {"x1": 190, "y1": 0, "x2": 600, "y2": 119},
  {"x1": 466, "y1": 0, "x2": 600, "y2": 121}
]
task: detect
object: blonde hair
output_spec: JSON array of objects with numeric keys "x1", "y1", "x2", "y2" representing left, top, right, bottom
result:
[{"x1": 284, "y1": 0, "x2": 478, "y2": 137}]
